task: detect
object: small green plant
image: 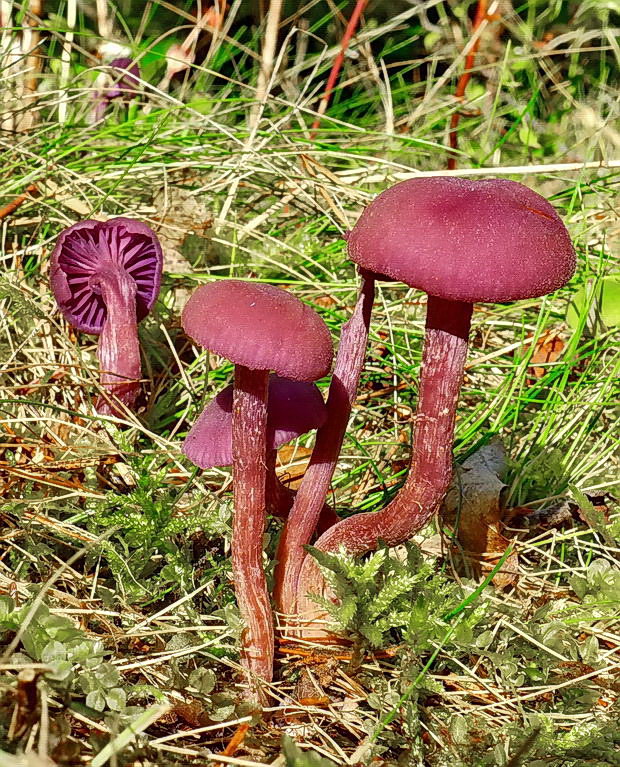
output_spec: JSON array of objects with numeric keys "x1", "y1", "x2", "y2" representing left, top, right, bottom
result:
[
  {"x1": 84, "y1": 461, "x2": 231, "y2": 603},
  {"x1": 306, "y1": 542, "x2": 486, "y2": 651},
  {"x1": 0, "y1": 597, "x2": 126, "y2": 713},
  {"x1": 431, "y1": 708, "x2": 620, "y2": 767}
]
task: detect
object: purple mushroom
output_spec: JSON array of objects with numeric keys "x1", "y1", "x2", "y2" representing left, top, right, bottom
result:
[
  {"x1": 92, "y1": 58, "x2": 141, "y2": 122},
  {"x1": 182, "y1": 280, "x2": 333, "y2": 701},
  {"x1": 274, "y1": 268, "x2": 376, "y2": 616},
  {"x1": 295, "y1": 177, "x2": 576, "y2": 628},
  {"x1": 183, "y1": 374, "x2": 339, "y2": 532},
  {"x1": 50, "y1": 217, "x2": 163, "y2": 417}
]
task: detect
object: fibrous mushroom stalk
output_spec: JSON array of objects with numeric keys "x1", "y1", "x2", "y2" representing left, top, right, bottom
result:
[
  {"x1": 231, "y1": 365, "x2": 274, "y2": 698},
  {"x1": 275, "y1": 271, "x2": 376, "y2": 617},
  {"x1": 95, "y1": 266, "x2": 141, "y2": 415},
  {"x1": 297, "y1": 296, "x2": 472, "y2": 616}
]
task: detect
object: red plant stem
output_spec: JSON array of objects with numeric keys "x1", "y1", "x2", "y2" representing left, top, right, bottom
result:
[
  {"x1": 0, "y1": 184, "x2": 38, "y2": 220},
  {"x1": 274, "y1": 271, "x2": 376, "y2": 616},
  {"x1": 296, "y1": 296, "x2": 473, "y2": 623},
  {"x1": 265, "y1": 449, "x2": 339, "y2": 533},
  {"x1": 310, "y1": 0, "x2": 368, "y2": 137},
  {"x1": 231, "y1": 365, "x2": 273, "y2": 700},
  {"x1": 95, "y1": 268, "x2": 141, "y2": 416},
  {"x1": 447, "y1": 0, "x2": 488, "y2": 170}
]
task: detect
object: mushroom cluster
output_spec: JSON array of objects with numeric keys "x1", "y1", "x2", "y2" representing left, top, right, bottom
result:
[{"x1": 50, "y1": 176, "x2": 576, "y2": 706}]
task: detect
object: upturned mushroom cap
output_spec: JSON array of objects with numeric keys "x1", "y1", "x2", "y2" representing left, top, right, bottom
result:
[
  {"x1": 347, "y1": 177, "x2": 576, "y2": 303},
  {"x1": 183, "y1": 375, "x2": 327, "y2": 469},
  {"x1": 182, "y1": 280, "x2": 333, "y2": 381},
  {"x1": 50, "y1": 218, "x2": 163, "y2": 334}
]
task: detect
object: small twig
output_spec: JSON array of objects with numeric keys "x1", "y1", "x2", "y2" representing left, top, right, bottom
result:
[
  {"x1": 310, "y1": 0, "x2": 368, "y2": 138},
  {"x1": 447, "y1": 0, "x2": 489, "y2": 169},
  {"x1": 215, "y1": 722, "x2": 251, "y2": 767},
  {"x1": 0, "y1": 183, "x2": 38, "y2": 220}
]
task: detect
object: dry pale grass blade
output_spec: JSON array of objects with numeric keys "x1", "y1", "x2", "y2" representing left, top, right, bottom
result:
[
  {"x1": 336, "y1": 159, "x2": 620, "y2": 186},
  {"x1": 57, "y1": 0, "x2": 76, "y2": 124},
  {"x1": 252, "y1": 0, "x2": 284, "y2": 128}
]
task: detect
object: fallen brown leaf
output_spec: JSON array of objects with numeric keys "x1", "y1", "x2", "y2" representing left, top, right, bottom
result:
[
  {"x1": 442, "y1": 440, "x2": 518, "y2": 587},
  {"x1": 277, "y1": 445, "x2": 313, "y2": 490},
  {"x1": 526, "y1": 329, "x2": 565, "y2": 379}
]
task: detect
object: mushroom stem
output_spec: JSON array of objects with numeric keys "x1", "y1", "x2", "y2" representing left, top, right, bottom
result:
[
  {"x1": 265, "y1": 449, "x2": 340, "y2": 533},
  {"x1": 297, "y1": 296, "x2": 472, "y2": 619},
  {"x1": 275, "y1": 271, "x2": 376, "y2": 617},
  {"x1": 265, "y1": 448, "x2": 288, "y2": 515},
  {"x1": 95, "y1": 267, "x2": 141, "y2": 416},
  {"x1": 231, "y1": 365, "x2": 273, "y2": 700}
]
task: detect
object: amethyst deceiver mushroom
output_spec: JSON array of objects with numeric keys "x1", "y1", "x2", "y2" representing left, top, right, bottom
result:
[
  {"x1": 181, "y1": 280, "x2": 333, "y2": 699},
  {"x1": 50, "y1": 218, "x2": 163, "y2": 417},
  {"x1": 274, "y1": 269, "x2": 376, "y2": 615},
  {"x1": 92, "y1": 58, "x2": 141, "y2": 122},
  {"x1": 183, "y1": 374, "x2": 338, "y2": 531},
  {"x1": 296, "y1": 176, "x2": 576, "y2": 623}
]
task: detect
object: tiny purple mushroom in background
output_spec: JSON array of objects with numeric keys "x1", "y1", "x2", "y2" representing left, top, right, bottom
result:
[
  {"x1": 50, "y1": 217, "x2": 163, "y2": 417},
  {"x1": 92, "y1": 58, "x2": 141, "y2": 122},
  {"x1": 183, "y1": 374, "x2": 339, "y2": 532}
]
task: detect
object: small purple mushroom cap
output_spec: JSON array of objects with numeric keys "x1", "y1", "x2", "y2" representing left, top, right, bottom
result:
[
  {"x1": 50, "y1": 217, "x2": 162, "y2": 335},
  {"x1": 184, "y1": 375, "x2": 327, "y2": 469},
  {"x1": 182, "y1": 280, "x2": 333, "y2": 381},
  {"x1": 347, "y1": 177, "x2": 576, "y2": 303},
  {"x1": 106, "y1": 58, "x2": 140, "y2": 100}
]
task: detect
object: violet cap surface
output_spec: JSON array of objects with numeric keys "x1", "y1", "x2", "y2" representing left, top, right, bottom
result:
[
  {"x1": 182, "y1": 280, "x2": 333, "y2": 381},
  {"x1": 183, "y1": 375, "x2": 327, "y2": 469},
  {"x1": 50, "y1": 218, "x2": 163, "y2": 334},
  {"x1": 106, "y1": 58, "x2": 140, "y2": 100},
  {"x1": 347, "y1": 177, "x2": 576, "y2": 303}
]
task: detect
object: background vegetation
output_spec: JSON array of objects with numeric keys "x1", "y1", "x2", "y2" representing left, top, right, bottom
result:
[{"x1": 0, "y1": 0, "x2": 618, "y2": 764}]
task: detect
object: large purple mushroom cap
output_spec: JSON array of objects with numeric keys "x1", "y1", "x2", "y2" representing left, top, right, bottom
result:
[
  {"x1": 184, "y1": 375, "x2": 327, "y2": 469},
  {"x1": 182, "y1": 280, "x2": 333, "y2": 382},
  {"x1": 50, "y1": 218, "x2": 163, "y2": 335},
  {"x1": 347, "y1": 177, "x2": 576, "y2": 303}
]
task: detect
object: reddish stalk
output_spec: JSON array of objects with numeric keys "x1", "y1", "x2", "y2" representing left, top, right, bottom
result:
[
  {"x1": 275, "y1": 271, "x2": 375, "y2": 616},
  {"x1": 296, "y1": 297, "x2": 472, "y2": 623},
  {"x1": 310, "y1": 0, "x2": 368, "y2": 138},
  {"x1": 447, "y1": 0, "x2": 488, "y2": 170},
  {"x1": 231, "y1": 365, "x2": 273, "y2": 701},
  {"x1": 95, "y1": 267, "x2": 141, "y2": 416}
]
